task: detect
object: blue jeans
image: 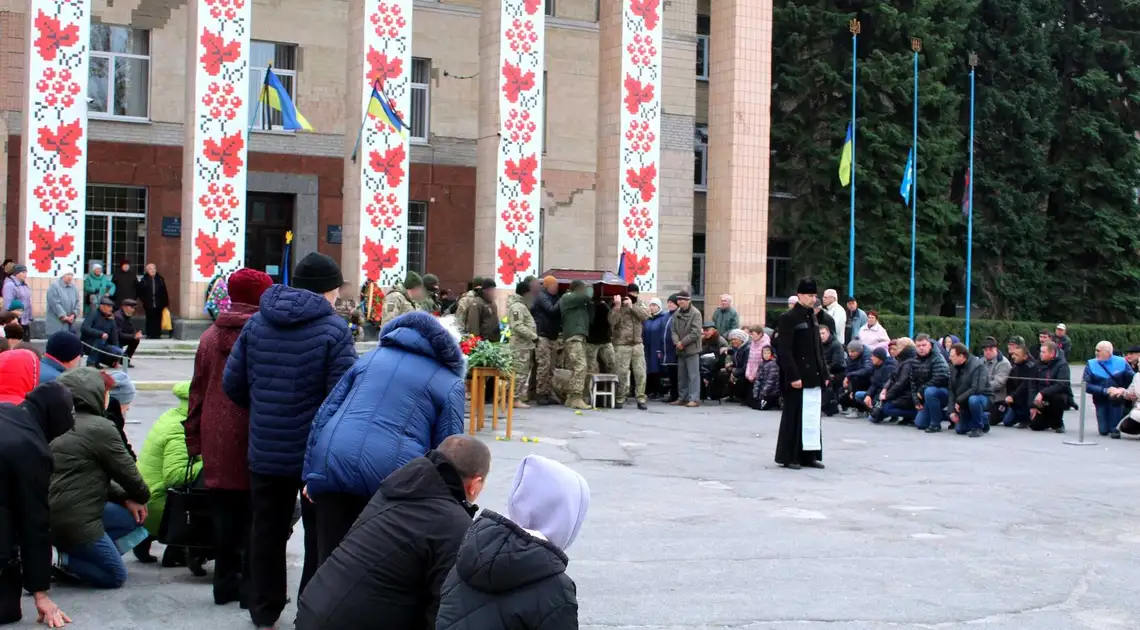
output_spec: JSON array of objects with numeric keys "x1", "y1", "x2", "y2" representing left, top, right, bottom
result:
[
  {"x1": 915, "y1": 387, "x2": 949, "y2": 429},
  {"x1": 956, "y1": 395, "x2": 989, "y2": 433},
  {"x1": 880, "y1": 402, "x2": 917, "y2": 421},
  {"x1": 1003, "y1": 403, "x2": 1030, "y2": 426},
  {"x1": 1095, "y1": 403, "x2": 1124, "y2": 435},
  {"x1": 59, "y1": 503, "x2": 146, "y2": 589}
]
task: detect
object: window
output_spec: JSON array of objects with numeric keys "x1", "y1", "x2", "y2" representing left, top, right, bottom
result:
[
  {"x1": 696, "y1": 15, "x2": 710, "y2": 80},
  {"x1": 88, "y1": 25, "x2": 150, "y2": 119},
  {"x1": 546, "y1": 0, "x2": 555, "y2": 16},
  {"x1": 408, "y1": 201, "x2": 428, "y2": 275},
  {"x1": 767, "y1": 240, "x2": 792, "y2": 298},
  {"x1": 249, "y1": 41, "x2": 298, "y2": 131},
  {"x1": 695, "y1": 124, "x2": 708, "y2": 191},
  {"x1": 84, "y1": 185, "x2": 147, "y2": 275},
  {"x1": 691, "y1": 234, "x2": 706, "y2": 298},
  {"x1": 541, "y1": 71, "x2": 548, "y2": 153},
  {"x1": 410, "y1": 58, "x2": 431, "y2": 142}
]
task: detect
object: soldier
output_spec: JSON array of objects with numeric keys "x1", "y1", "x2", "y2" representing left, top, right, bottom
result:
[
  {"x1": 609, "y1": 284, "x2": 650, "y2": 410},
  {"x1": 453, "y1": 277, "x2": 482, "y2": 335},
  {"x1": 558, "y1": 280, "x2": 592, "y2": 410},
  {"x1": 381, "y1": 271, "x2": 426, "y2": 322},
  {"x1": 419, "y1": 273, "x2": 442, "y2": 314},
  {"x1": 507, "y1": 281, "x2": 538, "y2": 408},
  {"x1": 584, "y1": 295, "x2": 615, "y2": 399},
  {"x1": 530, "y1": 276, "x2": 562, "y2": 405}
]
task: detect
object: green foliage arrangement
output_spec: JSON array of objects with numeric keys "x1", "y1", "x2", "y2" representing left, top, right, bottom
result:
[{"x1": 466, "y1": 340, "x2": 515, "y2": 373}]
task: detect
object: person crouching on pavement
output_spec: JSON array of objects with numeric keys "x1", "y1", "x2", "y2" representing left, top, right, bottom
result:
[
  {"x1": 303, "y1": 311, "x2": 467, "y2": 565},
  {"x1": 726, "y1": 329, "x2": 752, "y2": 403},
  {"x1": 839, "y1": 339, "x2": 873, "y2": 417},
  {"x1": 296, "y1": 436, "x2": 490, "y2": 630},
  {"x1": 0, "y1": 379, "x2": 75, "y2": 628},
  {"x1": 436, "y1": 454, "x2": 590, "y2": 630},
  {"x1": 51, "y1": 368, "x2": 151, "y2": 589}
]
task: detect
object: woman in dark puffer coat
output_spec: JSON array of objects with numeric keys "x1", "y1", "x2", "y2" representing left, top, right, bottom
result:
[{"x1": 436, "y1": 455, "x2": 589, "y2": 630}]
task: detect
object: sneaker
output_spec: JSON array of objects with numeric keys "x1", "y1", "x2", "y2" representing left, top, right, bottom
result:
[
  {"x1": 968, "y1": 428, "x2": 982, "y2": 438},
  {"x1": 924, "y1": 426, "x2": 941, "y2": 433},
  {"x1": 1111, "y1": 431, "x2": 1122, "y2": 439}
]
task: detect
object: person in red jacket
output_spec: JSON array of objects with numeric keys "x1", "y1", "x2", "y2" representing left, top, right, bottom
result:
[{"x1": 184, "y1": 268, "x2": 273, "y2": 608}]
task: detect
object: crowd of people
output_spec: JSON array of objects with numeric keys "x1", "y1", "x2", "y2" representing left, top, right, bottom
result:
[{"x1": 0, "y1": 253, "x2": 592, "y2": 630}]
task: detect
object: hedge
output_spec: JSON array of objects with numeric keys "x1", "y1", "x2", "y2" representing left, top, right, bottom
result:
[{"x1": 873, "y1": 314, "x2": 1140, "y2": 361}]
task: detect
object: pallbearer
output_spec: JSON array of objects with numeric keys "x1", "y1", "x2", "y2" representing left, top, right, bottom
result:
[{"x1": 774, "y1": 278, "x2": 829, "y2": 470}]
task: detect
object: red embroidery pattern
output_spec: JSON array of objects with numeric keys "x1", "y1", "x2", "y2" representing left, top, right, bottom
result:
[
  {"x1": 189, "y1": 0, "x2": 249, "y2": 282},
  {"x1": 618, "y1": 0, "x2": 662, "y2": 291},
  {"x1": 495, "y1": 0, "x2": 545, "y2": 286},
  {"x1": 22, "y1": 0, "x2": 89, "y2": 276},
  {"x1": 358, "y1": 0, "x2": 413, "y2": 285}
]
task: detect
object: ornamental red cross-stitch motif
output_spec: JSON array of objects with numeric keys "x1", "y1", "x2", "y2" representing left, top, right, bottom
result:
[
  {"x1": 22, "y1": 0, "x2": 90, "y2": 276},
  {"x1": 617, "y1": 0, "x2": 662, "y2": 291},
  {"x1": 494, "y1": 0, "x2": 545, "y2": 286},
  {"x1": 357, "y1": 0, "x2": 413, "y2": 286}
]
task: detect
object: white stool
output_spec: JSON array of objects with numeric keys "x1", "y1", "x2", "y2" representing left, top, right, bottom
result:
[{"x1": 590, "y1": 374, "x2": 619, "y2": 409}]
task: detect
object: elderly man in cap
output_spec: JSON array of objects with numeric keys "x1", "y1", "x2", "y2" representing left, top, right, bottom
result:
[
  {"x1": 775, "y1": 278, "x2": 829, "y2": 470},
  {"x1": 669, "y1": 291, "x2": 703, "y2": 407},
  {"x1": 1053, "y1": 323, "x2": 1072, "y2": 359},
  {"x1": 80, "y1": 297, "x2": 120, "y2": 367},
  {"x1": 609, "y1": 284, "x2": 650, "y2": 410},
  {"x1": 114, "y1": 299, "x2": 144, "y2": 364},
  {"x1": 1126, "y1": 344, "x2": 1140, "y2": 372}
]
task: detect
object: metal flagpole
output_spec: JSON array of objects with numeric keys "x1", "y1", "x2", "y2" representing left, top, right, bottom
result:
[
  {"x1": 908, "y1": 38, "x2": 921, "y2": 338},
  {"x1": 247, "y1": 63, "x2": 270, "y2": 137},
  {"x1": 848, "y1": 19, "x2": 861, "y2": 297},
  {"x1": 965, "y1": 53, "x2": 977, "y2": 347},
  {"x1": 351, "y1": 79, "x2": 380, "y2": 163}
]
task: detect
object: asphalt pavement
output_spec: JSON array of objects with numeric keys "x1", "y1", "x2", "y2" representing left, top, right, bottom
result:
[{"x1": 7, "y1": 365, "x2": 1139, "y2": 629}]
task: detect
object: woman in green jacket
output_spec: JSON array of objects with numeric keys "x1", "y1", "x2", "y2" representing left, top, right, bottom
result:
[{"x1": 83, "y1": 263, "x2": 115, "y2": 316}]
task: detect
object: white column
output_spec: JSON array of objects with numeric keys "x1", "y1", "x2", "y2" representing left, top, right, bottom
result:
[{"x1": 180, "y1": 0, "x2": 252, "y2": 316}]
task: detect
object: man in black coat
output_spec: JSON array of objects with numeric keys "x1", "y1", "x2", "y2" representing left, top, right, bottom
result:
[
  {"x1": 530, "y1": 277, "x2": 562, "y2": 405},
  {"x1": 1029, "y1": 340, "x2": 1071, "y2": 433},
  {"x1": 80, "y1": 297, "x2": 119, "y2": 367},
  {"x1": 0, "y1": 382, "x2": 75, "y2": 627},
  {"x1": 774, "y1": 278, "x2": 829, "y2": 470},
  {"x1": 113, "y1": 299, "x2": 143, "y2": 363},
  {"x1": 295, "y1": 435, "x2": 491, "y2": 630}
]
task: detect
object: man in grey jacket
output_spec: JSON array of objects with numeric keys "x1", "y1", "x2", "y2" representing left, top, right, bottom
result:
[
  {"x1": 981, "y1": 336, "x2": 1011, "y2": 427},
  {"x1": 669, "y1": 292, "x2": 703, "y2": 407},
  {"x1": 948, "y1": 343, "x2": 991, "y2": 437}
]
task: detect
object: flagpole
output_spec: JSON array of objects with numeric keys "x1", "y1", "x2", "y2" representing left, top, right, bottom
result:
[
  {"x1": 965, "y1": 53, "x2": 978, "y2": 347},
  {"x1": 847, "y1": 19, "x2": 860, "y2": 297},
  {"x1": 908, "y1": 37, "x2": 921, "y2": 338},
  {"x1": 351, "y1": 79, "x2": 380, "y2": 163}
]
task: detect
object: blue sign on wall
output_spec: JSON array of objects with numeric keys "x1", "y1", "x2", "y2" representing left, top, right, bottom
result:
[
  {"x1": 327, "y1": 224, "x2": 343, "y2": 245},
  {"x1": 161, "y1": 217, "x2": 182, "y2": 238}
]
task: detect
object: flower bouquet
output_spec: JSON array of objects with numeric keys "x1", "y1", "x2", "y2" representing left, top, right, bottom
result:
[{"x1": 461, "y1": 334, "x2": 514, "y2": 374}]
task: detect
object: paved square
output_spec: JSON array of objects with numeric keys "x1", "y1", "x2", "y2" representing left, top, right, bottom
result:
[{"x1": 11, "y1": 390, "x2": 1139, "y2": 629}]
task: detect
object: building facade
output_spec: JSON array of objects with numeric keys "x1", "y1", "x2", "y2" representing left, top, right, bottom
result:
[{"x1": 1, "y1": 0, "x2": 785, "y2": 333}]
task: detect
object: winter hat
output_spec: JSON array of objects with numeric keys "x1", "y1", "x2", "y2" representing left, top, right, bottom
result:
[
  {"x1": 542, "y1": 275, "x2": 558, "y2": 290},
  {"x1": 99, "y1": 297, "x2": 115, "y2": 308},
  {"x1": 6, "y1": 299, "x2": 23, "y2": 312},
  {"x1": 649, "y1": 297, "x2": 663, "y2": 311},
  {"x1": 109, "y1": 370, "x2": 136, "y2": 406},
  {"x1": 676, "y1": 291, "x2": 692, "y2": 301},
  {"x1": 847, "y1": 339, "x2": 864, "y2": 354},
  {"x1": 796, "y1": 277, "x2": 818, "y2": 294},
  {"x1": 46, "y1": 331, "x2": 83, "y2": 363},
  {"x1": 507, "y1": 454, "x2": 590, "y2": 551},
  {"x1": 515, "y1": 281, "x2": 531, "y2": 296},
  {"x1": 627, "y1": 283, "x2": 640, "y2": 294},
  {"x1": 422, "y1": 273, "x2": 440, "y2": 290},
  {"x1": 727, "y1": 329, "x2": 748, "y2": 344},
  {"x1": 1128, "y1": 344, "x2": 1140, "y2": 354},
  {"x1": 480, "y1": 278, "x2": 497, "y2": 290},
  {"x1": 666, "y1": 293, "x2": 680, "y2": 306},
  {"x1": 10, "y1": 264, "x2": 27, "y2": 276},
  {"x1": 404, "y1": 271, "x2": 424, "y2": 290},
  {"x1": 872, "y1": 347, "x2": 889, "y2": 361},
  {"x1": 292, "y1": 252, "x2": 343, "y2": 294},
  {"x1": 228, "y1": 268, "x2": 273, "y2": 306}
]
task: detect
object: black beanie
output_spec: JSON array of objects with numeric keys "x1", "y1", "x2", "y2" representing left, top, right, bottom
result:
[
  {"x1": 516, "y1": 281, "x2": 530, "y2": 296},
  {"x1": 627, "y1": 283, "x2": 640, "y2": 293},
  {"x1": 481, "y1": 278, "x2": 497, "y2": 290},
  {"x1": 292, "y1": 253, "x2": 343, "y2": 294}
]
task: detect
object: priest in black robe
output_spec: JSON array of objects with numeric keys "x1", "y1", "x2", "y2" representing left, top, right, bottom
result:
[{"x1": 774, "y1": 277, "x2": 829, "y2": 470}]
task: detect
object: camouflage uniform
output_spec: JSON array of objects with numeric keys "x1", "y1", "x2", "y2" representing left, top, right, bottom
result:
[
  {"x1": 453, "y1": 290, "x2": 477, "y2": 335},
  {"x1": 419, "y1": 274, "x2": 442, "y2": 313},
  {"x1": 507, "y1": 294, "x2": 538, "y2": 400},
  {"x1": 381, "y1": 283, "x2": 417, "y2": 322},
  {"x1": 610, "y1": 299, "x2": 650, "y2": 405},
  {"x1": 563, "y1": 335, "x2": 588, "y2": 404}
]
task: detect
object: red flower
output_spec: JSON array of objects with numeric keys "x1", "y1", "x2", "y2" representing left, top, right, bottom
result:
[
  {"x1": 28, "y1": 223, "x2": 75, "y2": 273},
  {"x1": 497, "y1": 243, "x2": 532, "y2": 285},
  {"x1": 37, "y1": 119, "x2": 84, "y2": 168},
  {"x1": 366, "y1": 48, "x2": 404, "y2": 87},
  {"x1": 623, "y1": 75, "x2": 654, "y2": 115},
  {"x1": 622, "y1": 250, "x2": 652, "y2": 280},
  {"x1": 194, "y1": 231, "x2": 237, "y2": 278},
  {"x1": 629, "y1": 0, "x2": 661, "y2": 30},
  {"x1": 202, "y1": 131, "x2": 245, "y2": 178},
  {"x1": 522, "y1": 0, "x2": 542, "y2": 14},
  {"x1": 33, "y1": 11, "x2": 80, "y2": 62},
  {"x1": 502, "y1": 61, "x2": 536, "y2": 104},
  {"x1": 362, "y1": 238, "x2": 400, "y2": 282},
  {"x1": 200, "y1": 29, "x2": 242, "y2": 76},
  {"x1": 369, "y1": 144, "x2": 407, "y2": 188},
  {"x1": 625, "y1": 164, "x2": 658, "y2": 202},
  {"x1": 504, "y1": 154, "x2": 539, "y2": 194}
]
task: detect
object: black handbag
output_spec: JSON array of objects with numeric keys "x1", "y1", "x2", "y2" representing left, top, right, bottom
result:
[{"x1": 158, "y1": 461, "x2": 214, "y2": 549}]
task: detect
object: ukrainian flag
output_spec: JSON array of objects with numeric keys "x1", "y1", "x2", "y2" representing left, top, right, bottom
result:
[
  {"x1": 368, "y1": 85, "x2": 408, "y2": 137},
  {"x1": 261, "y1": 68, "x2": 313, "y2": 132},
  {"x1": 838, "y1": 123, "x2": 853, "y2": 187}
]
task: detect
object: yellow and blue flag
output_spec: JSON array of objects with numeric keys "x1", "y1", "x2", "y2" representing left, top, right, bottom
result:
[
  {"x1": 838, "y1": 123, "x2": 853, "y2": 187},
  {"x1": 368, "y1": 86, "x2": 408, "y2": 137},
  {"x1": 261, "y1": 68, "x2": 313, "y2": 132},
  {"x1": 900, "y1": 148, "x2": 914, "y2": 202}
]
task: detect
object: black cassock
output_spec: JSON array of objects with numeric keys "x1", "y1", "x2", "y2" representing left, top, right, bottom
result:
[{"x1": 774, "y1": 303, "x2": 829, "y2": 466}]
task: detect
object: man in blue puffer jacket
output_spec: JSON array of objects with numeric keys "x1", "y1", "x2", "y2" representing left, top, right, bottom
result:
[
  {"x1": 303, "y1": 310, "x2": 466, "y2": 564},
  {"x1": 223, "y1": 252, "x2": 358, "y2": 630}
]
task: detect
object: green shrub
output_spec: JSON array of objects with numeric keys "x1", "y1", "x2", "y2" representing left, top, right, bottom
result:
[{"x1": 873, "y1": 314, "x2": 1140, "y2": 361}]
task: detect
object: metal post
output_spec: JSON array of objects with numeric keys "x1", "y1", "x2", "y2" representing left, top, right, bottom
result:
[
  {"x1": 907, "y1": 38, "x2": 921, "y2": 338},
  {"x1": 1064, "y1": 382, "x2": 1097, "y2": 446},
  {"x1": 964, "y1": 53, "x2": 977, "y2": 347},
  {"x1": 847, "y1": 19, "x2": 860, "y2": 297}
]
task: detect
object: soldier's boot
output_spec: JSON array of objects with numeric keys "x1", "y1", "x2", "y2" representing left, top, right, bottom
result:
[{"x1": 567, "y1": 398, "x2": 591, "y2": 410}]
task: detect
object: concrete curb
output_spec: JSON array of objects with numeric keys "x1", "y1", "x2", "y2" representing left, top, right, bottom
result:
[{"x1": 134, "y1": 381, "x2": 182, "y2": 391}]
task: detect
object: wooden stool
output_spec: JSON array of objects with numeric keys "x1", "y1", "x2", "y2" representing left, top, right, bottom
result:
[
  {"x1": 493, "y1": 375, "x2": 515, "y2": 440},
  {"x1": 590, "y1": 374, "x2": 619, "y2": 409}
]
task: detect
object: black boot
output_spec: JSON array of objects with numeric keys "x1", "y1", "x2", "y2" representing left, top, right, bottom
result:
[
  {"x1": 161, "y1": 545, "x2": 188, "y2": 568},
  {"x1": 133, "y1": 536, "x2": 158, "y2": 563}
]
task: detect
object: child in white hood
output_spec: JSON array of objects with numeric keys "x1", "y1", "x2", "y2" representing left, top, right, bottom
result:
[{"x1": 435, "y1": 454, "x2": 590, "y2": 630}]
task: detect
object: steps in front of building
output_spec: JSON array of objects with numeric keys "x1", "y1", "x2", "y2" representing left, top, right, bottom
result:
[{"x1": 132, "y1": 340, "x2": 380, "y2": 358}]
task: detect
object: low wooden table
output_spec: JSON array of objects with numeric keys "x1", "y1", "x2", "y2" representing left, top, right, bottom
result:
[{"x1": 468, "y1": 366, "x2": 515, "y2": 440}]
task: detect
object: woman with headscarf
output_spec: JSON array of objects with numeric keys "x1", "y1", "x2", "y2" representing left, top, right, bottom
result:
[
  {"x1": 1, "y1": 265, "x2": 32, "y2": 336},
  {"x1": 0, "y1": 375, "x2": 76, "y2": 628},
  {"x1": 642, "y1": 298, "x2": 669, "y2": 399},
  {"x1": 83, "y1": 263, "x2": 115, "y2": 316}
]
